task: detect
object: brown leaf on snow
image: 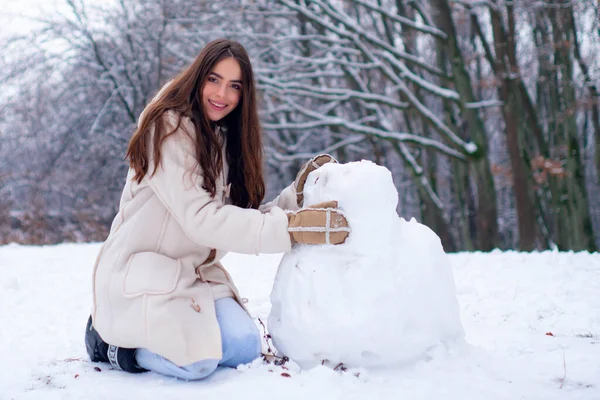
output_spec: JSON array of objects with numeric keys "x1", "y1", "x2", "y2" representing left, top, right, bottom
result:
[
  {"x1": 281, "y1": 372, "x2": 291, "y2": 378},
  {"x1": 546, "y1": 332, "x2": 554, "y2": 336}
]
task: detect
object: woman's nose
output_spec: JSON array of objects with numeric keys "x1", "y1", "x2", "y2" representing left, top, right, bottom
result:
[{"x1": 216, "y1": 84, "x2": 227, "y2": 98}]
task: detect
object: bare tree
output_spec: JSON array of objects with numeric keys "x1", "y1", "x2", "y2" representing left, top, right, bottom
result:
[
  {"x1": 1, "y1": 0, "x2": 597, "y2": 250},
  {"x1": 255, "y1": 0, "x2": 500, "y2": 250}
]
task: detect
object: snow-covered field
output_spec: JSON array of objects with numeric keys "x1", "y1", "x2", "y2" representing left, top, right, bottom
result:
[{"x1": 1, "y1": 243, "x2": 599, "y2": 399}]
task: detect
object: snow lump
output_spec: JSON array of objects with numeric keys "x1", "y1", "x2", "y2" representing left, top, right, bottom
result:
[{"x1": 268, "y1": 160, "x2": 464, "y2": 369}]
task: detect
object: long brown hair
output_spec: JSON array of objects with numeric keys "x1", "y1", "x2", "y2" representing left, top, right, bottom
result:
[{"x1": 126, "y1": 39, "x2": 265, "y2": 209}]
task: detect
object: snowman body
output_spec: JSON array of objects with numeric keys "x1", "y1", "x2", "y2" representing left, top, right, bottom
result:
[{"x1": 268, "y1": 161, "x2": 464, "y2": 369}]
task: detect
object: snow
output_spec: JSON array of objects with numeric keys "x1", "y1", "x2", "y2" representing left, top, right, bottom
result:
[
  {"x1": 269, "y1": 161, "x2": 464, "y2": 369},
  {"x1": 465, "y1": 141, "x2": 478, "y2": 154},
  {"x1": 465, "y1": 100, "x2": 504, "y2": 109},
  {"x1": 1, "y1": 244, "x2": 600, "y2": 398}
]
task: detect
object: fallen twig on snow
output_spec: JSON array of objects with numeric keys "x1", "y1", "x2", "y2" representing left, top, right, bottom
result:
[{"x1": 258, "y1": 317, "x2": 289, "y2": 366}]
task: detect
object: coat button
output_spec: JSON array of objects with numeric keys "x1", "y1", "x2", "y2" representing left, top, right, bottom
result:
[{"x1": 190, "y1": 298, "x2": 201, "y2": 313}]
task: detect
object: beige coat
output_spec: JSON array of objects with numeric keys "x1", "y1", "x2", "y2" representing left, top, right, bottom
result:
[{"x1": 91, "y1": 111, "x2": 297, "y2": 366}]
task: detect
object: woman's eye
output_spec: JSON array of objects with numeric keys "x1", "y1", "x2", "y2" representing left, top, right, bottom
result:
[
  {"x1": 208, "y1": 76, "x2": 218, "y2": 83},
  {"x1": 231, "y1": 84, "x2": 241, "y2": 90}
]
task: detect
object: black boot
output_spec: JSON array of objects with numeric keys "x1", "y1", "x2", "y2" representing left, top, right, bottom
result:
[{"x1": 85, "y1": 316, "x2": 147, "y2": 373}]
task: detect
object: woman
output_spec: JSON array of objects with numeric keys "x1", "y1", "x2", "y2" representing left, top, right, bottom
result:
[{"x1": 85, "y1": 39, "x2": 349, "y2": 380}]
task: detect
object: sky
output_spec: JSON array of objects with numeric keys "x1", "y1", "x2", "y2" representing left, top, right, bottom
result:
[
  {"x1": 0, "y1": 0, "x2": 61, "y2": 36},
  {"x1": 0, "y1": 0, "x2": 111, "y2": 37}
]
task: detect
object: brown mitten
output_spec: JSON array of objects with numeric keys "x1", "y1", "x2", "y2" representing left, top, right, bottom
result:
[
  {"x1": 294, "y1": 154, "x2": 338, "y2": 207},
  {"x1": 287, "y1": 201, "x2": 350, "y2": 245}
]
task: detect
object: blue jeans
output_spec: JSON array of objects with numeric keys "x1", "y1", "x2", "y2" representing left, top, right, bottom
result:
[{"x1": 135, "y1": 297, "x2": 261, "y2": 380}]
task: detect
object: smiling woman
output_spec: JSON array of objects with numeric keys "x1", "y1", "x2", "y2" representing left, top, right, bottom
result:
[
  {"x1": 203, "y1": 58, "x2": 243, "y2": 122},
  {"x1": 84, "y1": 38, "x2": 350, "y2": 382}
]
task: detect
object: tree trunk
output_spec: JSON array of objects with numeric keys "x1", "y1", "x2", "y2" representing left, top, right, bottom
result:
[
  {"x1": 429, "y1": 0, "x2": 499, "y2": 250},
  {"x1": 568, "y1": 9, "x2": 600, "y2": 185},
  {"x1": 490, "y1": 3, "x2": 537, "y2": 250},
  {"x1": 549, "y1": 3, "x2": 596, "y2": 251},
  {"x1": 393, "y1": 0, "x2": 457, "y2": 250}
]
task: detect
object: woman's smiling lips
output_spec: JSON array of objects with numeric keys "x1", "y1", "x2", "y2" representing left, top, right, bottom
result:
[{"x1": 208, "y1": 100, "x2": 227, "y2": 110}]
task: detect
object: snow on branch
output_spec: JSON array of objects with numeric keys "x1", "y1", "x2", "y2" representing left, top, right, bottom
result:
[
  {"x1": 451, "y1": 0, "x2": 499, "y2": 11},
  {"x1": 266, "y1": 135, "x2": 367, "y2": 162},
  {"x1": 378, "y1": 51, "x2": 460, "y2": 100},
  {"x1": 265, "y1": 34, "x2": 353, "y2": 46},
  {"x1": 349, "y1": 0, "x2": 447, "y2": 39},
  {"x1": 267, "y1": 99, "x2": 468, "y2": 161},
  {"x1": 307, "y1": 0, "x2": 448, "y2": 78},
  {"x1": 464, "y1": 100, "x2": 504, "y2": 108},
  {"x1": 339, "y1": 67, "x2": 448, "y2": 213},
  {"x1": 258, "y1": 77, "x2": 409, "y2": 109},
  {"x1": 349, "y1": 36, "x2": 477, "y2": 155},
  {"x1": 256, "y1": 70, "x2": 344, "y2": 82},
  {"x1": 277, "y1": 0, "x2": 446, "y2": 78},
  {"x1": 395, "y1": 141, "x2": 445, "y2": 211},
  {"x1": 259, "y1": 45, "x2": 378, "y2": 70}
]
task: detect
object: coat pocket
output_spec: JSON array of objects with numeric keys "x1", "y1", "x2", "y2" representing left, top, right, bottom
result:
[{"x1": 122, "y1": 252, "x2": 181, "y2": 298}]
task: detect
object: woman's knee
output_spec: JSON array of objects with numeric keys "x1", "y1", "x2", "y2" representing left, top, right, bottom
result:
[
  {"x1": 180, "y1": 358, "x2": 220, "y2": 380},
  {"x1": 220, "y1": 329, "x2": 261, "y2": 367},
  {"x1": 136, "y1": 348, "x2": 219, "y2": 380},
  {"x1": 215, "y1": 297, "x2": 262, "y2": 367}
]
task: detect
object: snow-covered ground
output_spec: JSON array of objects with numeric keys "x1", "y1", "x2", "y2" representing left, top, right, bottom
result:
[{"x1": 0, "y1": 243, "x2": 599, "y2": 399}]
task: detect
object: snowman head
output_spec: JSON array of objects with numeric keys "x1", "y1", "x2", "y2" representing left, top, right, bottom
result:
[{"x1": 302, "y1": 160, "x2": 398, "y2": 246}]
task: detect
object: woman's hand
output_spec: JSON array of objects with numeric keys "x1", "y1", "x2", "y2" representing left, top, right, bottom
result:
[
  {"x1": 294, "y1": 154, "x2": 337, "y2": 207},
  {"x1": 286, "y1": 201, "x2": 350, "y2": 245}
]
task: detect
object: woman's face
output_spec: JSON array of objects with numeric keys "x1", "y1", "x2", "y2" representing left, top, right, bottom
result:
[{"x1": 202, "y1": 57, "x2": 242, "y2": 122}]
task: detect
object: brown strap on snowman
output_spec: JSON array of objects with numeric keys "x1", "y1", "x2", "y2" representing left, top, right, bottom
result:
[{"x1": 294, "y1": 154, "x2": 338, "y2": 207}]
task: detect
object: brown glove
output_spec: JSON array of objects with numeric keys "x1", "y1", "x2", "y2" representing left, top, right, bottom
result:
[
  {"x1": 295, "y1": 154, "x2": 338, "y2": 207},
  {"x1": 287, "y1": 201, "x2": 350, "y2": 245}
]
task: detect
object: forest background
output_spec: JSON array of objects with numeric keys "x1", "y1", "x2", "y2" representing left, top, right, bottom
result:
[{"x1": 0, "y1": 0, "x2": 598, "y2": 252}]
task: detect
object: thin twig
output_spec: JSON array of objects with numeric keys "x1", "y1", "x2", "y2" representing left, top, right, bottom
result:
[{"x1": 257, "y1": 317, "x2": 289, "y2": 366}]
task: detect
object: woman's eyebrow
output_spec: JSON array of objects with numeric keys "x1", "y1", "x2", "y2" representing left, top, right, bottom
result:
[{"x1": 208, "y1": 72, "x2": 242, "y2": 84}]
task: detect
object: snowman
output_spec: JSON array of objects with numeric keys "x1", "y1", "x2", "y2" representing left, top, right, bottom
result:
[{"x1": 268, "y1": 160, "x2": 464, "y2": 369}]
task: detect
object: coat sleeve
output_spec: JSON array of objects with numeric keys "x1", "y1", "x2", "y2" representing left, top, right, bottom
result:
[
  {"x1": 144, "y1": 114, "x2": 292, "y2": 255},
  {"x1": 259, "y1": 182, "x2": 299, "y2": 213}
]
